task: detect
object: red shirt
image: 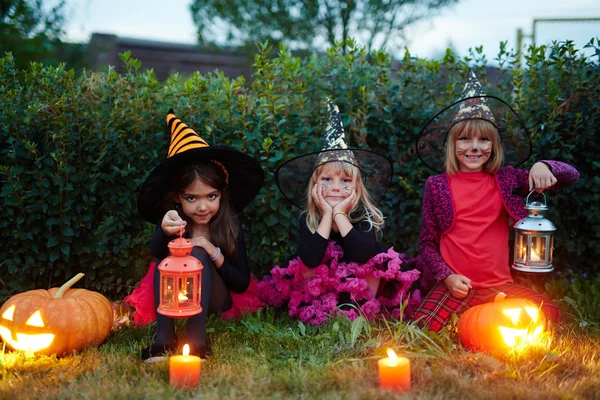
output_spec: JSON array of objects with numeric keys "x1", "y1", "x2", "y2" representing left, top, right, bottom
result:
[{"x1": 440, "y1": 171, "x2": 513, "y2": 288}]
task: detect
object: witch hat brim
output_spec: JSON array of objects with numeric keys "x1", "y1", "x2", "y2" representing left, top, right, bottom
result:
[
  {"x1": 276, "y1": 148, "x2": 393, "y2": 209},
  {"x1": 416, "y1": 95, "x2": 532, "y2": 173},
  {"x1": 137, "y1": 110, "x2": 264, "y2": 224},
  {"x1": 138, "y1": 146, "x2": 264, "y2": 223}
]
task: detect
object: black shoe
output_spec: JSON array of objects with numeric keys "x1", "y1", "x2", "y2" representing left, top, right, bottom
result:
[{"x1": 141, "y1": 343, "x2": 175, "y2": 364}]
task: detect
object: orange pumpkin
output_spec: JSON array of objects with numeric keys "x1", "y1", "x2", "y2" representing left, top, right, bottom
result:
[
  {"x1": 457, "y1": 293, "x2": 546, "y2": 354},
  {"x1": 0, "y1": 273, "x2": 113, "y2": 355}
]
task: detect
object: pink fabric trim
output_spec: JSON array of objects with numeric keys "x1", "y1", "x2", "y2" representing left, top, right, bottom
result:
[
  {"x1": 124, "y1": 262, "x2": 158, "y2": 325},
  {"x1": 124, "y1": 262, "x2": 265, "y2": 325},
  {"x1": 257, "y1": 242, "x2": 421, "y2": 325}
]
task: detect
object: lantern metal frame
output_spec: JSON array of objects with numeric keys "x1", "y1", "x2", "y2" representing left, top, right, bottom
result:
[
  {"x1": 512, "y1": 190, "x2": 556, "y2": 274},
  {"x1": 157, "y1": 234, "x2": 204, "y2": 318}
]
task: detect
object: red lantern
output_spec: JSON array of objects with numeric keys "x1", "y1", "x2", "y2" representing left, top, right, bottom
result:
[{"x1": 157, "y1": 232, "x2": 203, "y2": 318}]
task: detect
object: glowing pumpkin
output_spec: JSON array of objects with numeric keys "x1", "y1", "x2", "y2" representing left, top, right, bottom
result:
[
  {"x1": 0, "y1": 273, "x2": 113, "y2": 355},
  {"x1": 457, "y1": 293, "x2": 546, "y2": 354}
]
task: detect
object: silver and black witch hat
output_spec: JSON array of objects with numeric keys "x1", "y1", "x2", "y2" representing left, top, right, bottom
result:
[
  {"x1": 417, "y1": 69, "x2": 532, "y2": 172},
  {"x1": 276, "y1": 99, "x2": 393, "y2": 209}
]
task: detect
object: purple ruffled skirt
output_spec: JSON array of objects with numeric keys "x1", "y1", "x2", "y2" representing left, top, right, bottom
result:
[{"x1": 257, "y1": 242, "x2": 422, "y2": 325}]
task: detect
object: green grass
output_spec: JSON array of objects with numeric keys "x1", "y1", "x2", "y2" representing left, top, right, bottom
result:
[{"x1": 1, "y1": 307, "x2": 600, "y2": 400}]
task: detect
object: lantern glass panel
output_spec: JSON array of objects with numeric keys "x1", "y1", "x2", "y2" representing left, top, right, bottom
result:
[
  {"x1": 162, "y1": 276, "x2": 175, "y2": 307},
  {"x1": 177, "y1": 277, "x2": 194, "y2": 305},
  {"x1": 515, "y1": 233, "x2": 527, "y2": 264},
  {"x1": 530, "y1": 235, "x2": 548, "y2": 264}
]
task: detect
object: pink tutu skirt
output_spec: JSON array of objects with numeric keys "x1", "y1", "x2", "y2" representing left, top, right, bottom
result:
[
  {"x1": 124, "y1": 262, "x2": 265, "y2": 325},
  {"x1": 257, "y1": 242, "x2": 422, "y2": 325}
]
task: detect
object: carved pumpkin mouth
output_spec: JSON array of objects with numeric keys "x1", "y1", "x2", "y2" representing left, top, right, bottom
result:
[
  {"x1": 0, "y1": 305, "x2": 55, "y2": 352},
  {"x1": 0, "y1": 325, "x2": 55, "y2": 352}
]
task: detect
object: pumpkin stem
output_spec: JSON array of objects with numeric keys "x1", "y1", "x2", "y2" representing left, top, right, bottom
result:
[
  {"x1": 494, "y1": 292, "x2": 507, "y2": 302},
  {"x1": 54, "y1": 273, "x2": 85, "y2": 298}
]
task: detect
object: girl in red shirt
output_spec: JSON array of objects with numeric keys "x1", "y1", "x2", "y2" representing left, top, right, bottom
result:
[{"x1": 412, "y1": 70, "x2": 579, "y2": 332}]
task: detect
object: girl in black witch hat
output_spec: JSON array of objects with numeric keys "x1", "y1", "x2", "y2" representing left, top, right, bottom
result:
[
  {"x1": 126, "y1": 110, "x2": 264, "y2": 362},
  {"x1": 258, "y1": 99, "x2": 422, "y2": 325},
  {"x1": 412, "y1": 69, "x2": 579, "y2": 333}
]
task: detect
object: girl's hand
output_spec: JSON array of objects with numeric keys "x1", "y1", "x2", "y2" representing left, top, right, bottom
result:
[
  {"x1": 162, "y1": 210, "x2": 186, "y2": 235},
  {"x1": 190, "y1": 236, "x2": 219, "y2": 259},
  {"x1": 333, "y1": 190, "x2": 357, "y2": 215},
  {"x1": 443, "y1": 274, "x2": 472, "y2": 299},
  {"x1": 312, "y1": 184, "x2": 333, "y2": 216},
  {"x1": 529, "y1": 162, "x2": 557, "y2": 192}
]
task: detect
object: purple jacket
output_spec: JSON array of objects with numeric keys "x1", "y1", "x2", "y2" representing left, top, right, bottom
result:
[{"x1": 420, "y1": 161, "x2": 580, "y2": 282}]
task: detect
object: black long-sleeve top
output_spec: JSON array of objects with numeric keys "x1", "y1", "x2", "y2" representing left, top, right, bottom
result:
[
  {"x1": 149, "y1": 221, "x2": 251, "y2": 293},
  {"x1": 296, "y1": 212, "x2": 385, "y2": 267}
]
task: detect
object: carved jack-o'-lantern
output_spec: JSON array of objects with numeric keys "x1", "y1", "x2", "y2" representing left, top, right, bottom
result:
[
  {"x1": 0, "y1": 273, "x2": 113, "y2": 355},
  {"x1": 457, "y1": 293, "x2": 546, "y2": 354}
]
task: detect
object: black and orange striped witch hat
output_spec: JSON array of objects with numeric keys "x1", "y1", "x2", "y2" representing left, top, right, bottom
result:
[{"x1": 138, "y1": 109, "x2": 264, "y2": 223}]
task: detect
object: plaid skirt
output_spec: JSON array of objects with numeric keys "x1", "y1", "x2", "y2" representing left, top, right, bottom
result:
[
  {"x1": 257, "y1": 241, "x2": 423, "y2": 325},
  {"x1": 411, "y1": 282, "x2": 561, "y2": 333}
]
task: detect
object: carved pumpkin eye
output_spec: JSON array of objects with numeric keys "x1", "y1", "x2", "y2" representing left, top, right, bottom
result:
[
  {"x1": 524, "y1": 306, "x2": 539, "y2": 323},
  {"x1": 2, "y1": 305, "x2": 15, "y2": 321},
  {"x1": 25, "y1": 311, "x2": 45, "y2": 327},
  {"x1": 502, "y1": 308, "x2": 522, "y2": 325}
]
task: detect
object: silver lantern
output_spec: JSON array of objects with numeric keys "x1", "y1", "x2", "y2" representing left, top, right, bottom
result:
[{"x1": 512, "y1": 191, "x2": 556, "y2": 273}]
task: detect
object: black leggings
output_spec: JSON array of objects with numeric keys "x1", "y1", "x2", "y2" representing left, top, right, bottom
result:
[{"x1": 153, "y1": 247, "x2": 232, "y2": 348}]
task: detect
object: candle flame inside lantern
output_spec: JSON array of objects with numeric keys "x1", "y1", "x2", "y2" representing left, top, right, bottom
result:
[
  {"x1": 182, "y1": 344, "x2": 190, "y2": 356},
  {"x1": 178, "y1": 290, "x2": 188, "y2": 301},
  {"x1": 521, "y1": 246, "x2": 542, "y2": 262},
  {"x1": 387, "y1": 348, "x2": 398, "y2": 364}
]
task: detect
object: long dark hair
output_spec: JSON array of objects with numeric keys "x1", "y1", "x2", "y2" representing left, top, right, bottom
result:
[{"x1": 164, "y1": 160, "x2": 238, "y2": 260}]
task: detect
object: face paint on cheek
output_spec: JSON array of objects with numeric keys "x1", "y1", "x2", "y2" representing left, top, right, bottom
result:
[{"x1": 455, "y1": 143, "x2": 470, "y2": 155}]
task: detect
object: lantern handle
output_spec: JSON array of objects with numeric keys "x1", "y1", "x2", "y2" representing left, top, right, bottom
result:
[
  {"x1": 525, "y1": 189, "x2": 547, "y2": 207},
  {"x1": 178, "y1": 221, "x2": 185, "y2": 249}
]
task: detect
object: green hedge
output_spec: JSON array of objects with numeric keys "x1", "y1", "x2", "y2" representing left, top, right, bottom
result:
[{"x1": 1, "y1": 39, "x2": 598, "y2": 299}]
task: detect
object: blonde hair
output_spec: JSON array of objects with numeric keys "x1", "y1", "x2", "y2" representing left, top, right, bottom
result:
[
  {"x1": 305, "y1": 161, "x2": 384, "y2": 234},
  {"x1": 445, "y1": 119, "x2": 504, "y2": 175}
]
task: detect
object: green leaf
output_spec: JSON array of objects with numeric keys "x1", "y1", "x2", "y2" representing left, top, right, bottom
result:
[
  {"x1": 350, "y1": 315, "x2": 367, "y2": 347},
  {"x1": 49, "y1": 249, "x2": 60, "y2": 262},
  {"x1": 119, "y1": 50, "x2": 131, "y2": 63},
  {"x1": 60, "y1": 243, "x2": 70, "y2": 256},
  {"x1": 297, "y1": 321, "x2": 306, "y2": 336}
]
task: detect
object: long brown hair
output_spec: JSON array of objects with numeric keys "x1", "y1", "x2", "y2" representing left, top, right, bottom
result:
[
  {"x1": 445, "y1": 119, "x2": 504, "y2": 175},
  {"x1": 165, "y1": 160, "x2": 238, "y2": 260}
]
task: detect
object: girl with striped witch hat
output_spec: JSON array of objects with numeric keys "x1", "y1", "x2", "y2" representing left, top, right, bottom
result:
[
  {"x1": 126, "y1": 109, "x2": 265, "y2": 362},
  {"x1": 258, "y1": 99, "x2": 422, "y2": 325},
  {"x1": 412, "y1": 69, "x2": 579, "y2": 332}
]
